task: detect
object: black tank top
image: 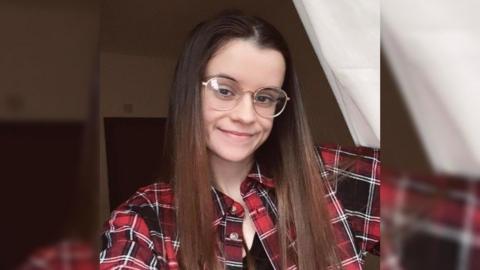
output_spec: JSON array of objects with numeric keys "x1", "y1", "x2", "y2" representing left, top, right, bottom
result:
[{"x1": 242, "y1": 233, "x2": 274, "y2": 270}]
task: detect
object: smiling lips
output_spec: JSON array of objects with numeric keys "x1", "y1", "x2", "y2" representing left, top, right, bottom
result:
[{"x1": 218, "y1": 128, "x2": 254, "y2": 138}]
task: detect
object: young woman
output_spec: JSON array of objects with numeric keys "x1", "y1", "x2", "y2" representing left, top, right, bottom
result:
[{"x1": 100, "y1": 11, "x2": 380, "y2": 270}]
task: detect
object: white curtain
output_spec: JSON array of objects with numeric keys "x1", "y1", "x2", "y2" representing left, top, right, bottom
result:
[
  {"x1": 293, "y1": 0, "x2": 380, "y2": 148},
  {"x1": 382, "y1": 0, "x2": 480, "y2": 177}
]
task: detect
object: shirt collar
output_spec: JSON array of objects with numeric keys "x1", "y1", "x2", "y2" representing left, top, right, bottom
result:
[
  {"x1": 211, "y1": 161, "x2": 275, "y2": 219},
  {"x1": 245, "y1": 161, "x2": 275, "y2": 189}
]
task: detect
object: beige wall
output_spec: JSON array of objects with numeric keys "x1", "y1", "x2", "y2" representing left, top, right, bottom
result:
[
  {"x1": 100, "y1": 52, "x2": 173, "y2": 118},
  {"x1": 0, "y1": 1, "x2": 97, "y2": 121}
]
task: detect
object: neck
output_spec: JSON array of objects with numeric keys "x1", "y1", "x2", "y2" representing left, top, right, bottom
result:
[{"x1": 209, "y1": 153, "x2": 254, "y2": 199}]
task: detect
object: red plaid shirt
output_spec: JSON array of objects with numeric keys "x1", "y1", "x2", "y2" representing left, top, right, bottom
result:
[
  {"x1": 18, "y1": 240, "x2": 96, "y2": 270},
  {"x1": 381, "y1": 170, "x2": 480, "y2": 270},
  {"x1": 100, "y1": 145, "x2": 380, "y2": 269}
]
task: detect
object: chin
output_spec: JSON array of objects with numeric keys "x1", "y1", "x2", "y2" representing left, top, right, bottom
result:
[{"x1": 212, "y1": 148, "x2": 254, "y2": 163}]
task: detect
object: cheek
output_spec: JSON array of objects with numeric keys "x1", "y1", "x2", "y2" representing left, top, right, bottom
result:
[
  {"x1": 202, "y1": 107, "x2": 225, "y2": 136},
  {"x1": 202, "y1": 104, "x2": 215, "y2": 128},
  {"x1": 261, "y1": 120, "x2": 274, "y2": 139}
]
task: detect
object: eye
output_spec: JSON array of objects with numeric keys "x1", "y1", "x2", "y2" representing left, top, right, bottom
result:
[
  {"x1": 212, "y1": 85, "x2": 238, "y2": 100},
  {"x1": 206, "y1": 77, "x2": 240, "y2": 100},
  {"x1": 217, "y1": 87, "x2": 235, "y2": 97},
  {"x1": 255, "y1": 95, "x2": 274, "y2": 104}
]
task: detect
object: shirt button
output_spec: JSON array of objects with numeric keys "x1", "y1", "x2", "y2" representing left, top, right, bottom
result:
[
  {"x1": 231, "y1": 205, "x2": 237, "y2": 214},
  {"x1": 229, "y1": 232, "x2": 239, "y2": 240}
]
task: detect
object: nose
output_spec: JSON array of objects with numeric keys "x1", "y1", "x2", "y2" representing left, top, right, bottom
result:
[{"x1": 230, "y1": 92, "x2": 256, "y2": 124}]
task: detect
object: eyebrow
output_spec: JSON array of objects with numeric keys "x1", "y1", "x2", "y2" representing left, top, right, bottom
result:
[{"x1": 204, "y1": 73, "x2": 238, "y2": 82}]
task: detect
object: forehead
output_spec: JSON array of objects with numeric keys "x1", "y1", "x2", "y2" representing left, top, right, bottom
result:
[{"x1": 205, "y1": 39, "x2": 286, "y2": 88}]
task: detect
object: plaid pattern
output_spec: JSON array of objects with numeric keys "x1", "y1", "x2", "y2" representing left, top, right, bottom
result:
[
  {"x1": 18, "y1": 240, "x2": 96, "y2": 270},
  {"x1": 100, "y1": 145, "x2": 380, "y2": 269},
  {"x1": 382, "y1": 171, "x2": 480, "y2": 270},
  {"x1": 317, "y1": 145, "x2": 381, "y2": 260}
]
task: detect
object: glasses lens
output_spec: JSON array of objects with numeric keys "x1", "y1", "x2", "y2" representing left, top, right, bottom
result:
[
  {"x1": 203, "y1": 77, "x2": 289, "y2": 117},
  {"x1": 254, "y1": 88, "x2": 287, "y2": 117},
  {"x1": 204, "y1": 77, "x2": 240, "y2": 110}
]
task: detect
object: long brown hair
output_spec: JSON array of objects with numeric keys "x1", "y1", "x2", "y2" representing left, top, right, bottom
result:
[{"x1": 165, "y1": 10, "x2": 339, "y2": 270}]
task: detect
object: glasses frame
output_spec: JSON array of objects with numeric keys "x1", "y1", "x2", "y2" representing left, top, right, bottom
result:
[{"x1": 201, "y1": 76, "x2": 291, "y2": 118}]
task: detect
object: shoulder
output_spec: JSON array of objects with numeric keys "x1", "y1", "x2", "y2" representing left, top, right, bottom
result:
[
  {"x1": 100, "y1": 182, "x2": 178, "y2": 267},
  {"x1": 103, "y1": 181, "x2": 176, "y2": 236},
  {"x1": 122, "y1": 181, "x2": 175, "y2": 210},
  {"x1": 315, "y1": 144, "x2": 380, "y2": 165}
]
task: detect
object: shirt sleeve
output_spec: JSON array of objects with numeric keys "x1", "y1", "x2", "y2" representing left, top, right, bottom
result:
[
  {"x1": 17, "y1": 240, "x2": 96, "y2": 270},
  {"x1": 316, "y1": 144, "x2": 381, "y2": 257},
  {"x1": 99, "y1": 207, "x2": 163, "y2": 270}
]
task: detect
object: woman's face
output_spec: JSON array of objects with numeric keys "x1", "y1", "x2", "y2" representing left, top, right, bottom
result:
[{"x1": 202, "y1": 38, "x2": 286, "y2": 164}]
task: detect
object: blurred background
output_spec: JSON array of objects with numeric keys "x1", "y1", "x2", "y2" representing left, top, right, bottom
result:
[
  {"x1": 0, "y1": 0, "x2": 99, "y2": 268},
  {"x1": 382, "y1": 1, "x2": 480, "y2": 269}
]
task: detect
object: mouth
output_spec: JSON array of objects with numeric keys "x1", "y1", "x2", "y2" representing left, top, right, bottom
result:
[{"x1": 218, "y1": 128, "x2": 254, "y2": 138}]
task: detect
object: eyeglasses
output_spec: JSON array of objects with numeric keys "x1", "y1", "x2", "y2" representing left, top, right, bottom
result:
[{"x1": 201, "y1": 76, "x2": 290, "y2": 118}]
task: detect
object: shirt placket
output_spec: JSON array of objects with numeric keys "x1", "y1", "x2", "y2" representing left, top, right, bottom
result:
[
  {"x1": 223, "y1": 201, "x2": 246, "y2": 270},
  {"x1": 242, "y1": 186, "x2": 282, "y2": 270}
]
